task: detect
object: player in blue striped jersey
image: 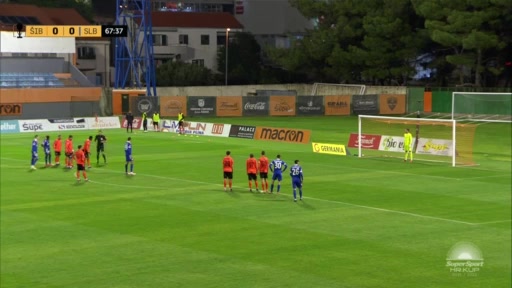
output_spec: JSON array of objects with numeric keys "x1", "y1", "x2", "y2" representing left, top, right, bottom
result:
[
  {"x1": 42, "y1": 135, "x2": 52, "y2": 167},
  {"x1": 269, "y1": 154, "x2": 287, "y2": 193},
  {"x1": 289, "y1": 160, "x2": 303, "y2": 202},
  {"x1": 30, "y1": 135, "x2": 39, "y2": 170}
]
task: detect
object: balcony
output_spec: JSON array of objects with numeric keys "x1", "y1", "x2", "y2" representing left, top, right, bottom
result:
[{"x1": 153, "y1": 44, "x2": 194, "y2": 61}]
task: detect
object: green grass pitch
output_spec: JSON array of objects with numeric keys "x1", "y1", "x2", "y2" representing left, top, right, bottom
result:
[{"x1": 1, "y1": 116, "x2": 510, "y2": 288}]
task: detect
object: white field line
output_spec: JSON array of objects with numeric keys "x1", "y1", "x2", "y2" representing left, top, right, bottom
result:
[
  {"x1": 475, "y1": 219, "x2": 512, "y2": 225},
  {"x1": 95, "y1": 169, "x2": 491, "y2": 226},
  {"x1": 1, "y1": 157, "x2": 509, "y2": 226}
]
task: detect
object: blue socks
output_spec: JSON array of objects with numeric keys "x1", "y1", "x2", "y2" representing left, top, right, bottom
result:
[{"x1": 130, "y1": 164, "x2": 134, "y2": 172}]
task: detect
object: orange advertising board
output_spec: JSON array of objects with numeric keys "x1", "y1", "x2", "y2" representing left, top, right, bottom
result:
[
  {"x1": 160, "y1": 96, "x2": 187, "y2": 117},
  {"x1": 379, "y1": 94, "x2": 406, "y2": 115},
  {"x1": 269, "y1": 96, "x2": 296, "y2": 116},
  {"x1": 216, "y1": 96, "x2": 242, "y2": 116},
  {"x1": 324, "y1": 95, "x2": 351, "y2": 115},
  {"x1": 0, "y1": 103, "x2": 22, "y2": 116},
  {"x1": 254, "y1": 126, "x2": 311, "y2": 144}
]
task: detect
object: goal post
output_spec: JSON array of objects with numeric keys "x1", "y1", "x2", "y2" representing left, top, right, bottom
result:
[
  {"x1": 452, "y1": 92, "x2": 512, "y2": 122},
  {"x1": 357, "y1": 115, "x2": 477, "y2": 167}
]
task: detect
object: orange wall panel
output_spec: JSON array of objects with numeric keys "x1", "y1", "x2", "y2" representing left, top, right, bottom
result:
[
  {"x1": 0, "y1": 88, "x2": 101, "y2": 104},
  {"x1": 423, "y1": 91, "x2": 432, "y2": 112}
]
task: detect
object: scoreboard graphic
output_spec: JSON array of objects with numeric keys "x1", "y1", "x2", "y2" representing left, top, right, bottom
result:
[{"x1": 13, "y1": 24, "x2": 128, "y2": 38}]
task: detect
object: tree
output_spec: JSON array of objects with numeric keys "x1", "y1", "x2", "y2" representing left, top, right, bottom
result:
[
  {"x1": 9, "y1": 0, "x2": 94, "y2": 22},
  {"x1": 412, "y1": 0, "x2": 511, "y2": 86},
  {"x1": 272, "y1": 0, "x2": 427, "y2": 84},
  {"x1": 217, "y1": 32, "x2": 262, "y2": 85},
  {"x1": 156, "y1": 61, "x2": 217, "y2": 87}
]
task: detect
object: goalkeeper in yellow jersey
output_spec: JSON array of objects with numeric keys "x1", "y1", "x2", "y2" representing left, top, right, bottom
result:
[{"x1": 404, "y1": 128, "x2": 413, "y2": 162}]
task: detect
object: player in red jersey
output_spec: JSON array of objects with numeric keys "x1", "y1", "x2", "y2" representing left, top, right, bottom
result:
[
  {"x1": 84, "y1": 136, "x2": 92, "y2": 168},
  {"x1": 258, "y1": 150, "x2": 269, "y2": 193},
  {"x1": 53, "y1": 134, "x2": 62, "y2": 165},
  {"x1": 65, "y1": 135, "x2": 74, "y2": 168},
  {"x1": 74, "y1": 145, "x2": 88, "y2": 182},
  {"x1": 246, "y1": 154, "x2": 259, "y2": 192},
  {"x1": 223, "y1": 150, "x2": 234, "y2": 192}
]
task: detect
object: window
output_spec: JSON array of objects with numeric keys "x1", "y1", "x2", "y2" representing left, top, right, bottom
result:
[
  {"x1": 179, "y1": 34, "x2": 188, "y2": 45},
  {"x1": 217, "y1": 35, "x2": 227, "y2": 46},
  {"x1": 151, "y1": 34, "x2": 168, "y2": 46},
  {"x1": 95, "y1": 73, "x2": 103, "y2": 85},
  {"x1": 77, "y1": 47, "x2": 96, "y2": 59},
  {"x1": 201, "y1": 35, "x2": 210, "y2": 45},
  {"x1": 192, "y1": 59, "x2": 204, "y2": 67}
]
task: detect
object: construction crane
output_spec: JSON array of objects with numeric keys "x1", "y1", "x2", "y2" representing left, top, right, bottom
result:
[{"x1": 114, "y1": 0, "x2": 156, "y2": 96}]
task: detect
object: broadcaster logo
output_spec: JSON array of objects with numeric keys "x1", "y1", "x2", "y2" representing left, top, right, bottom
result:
[{"x1": 446, "y1": 241, "x2": 484, "y2": 277}]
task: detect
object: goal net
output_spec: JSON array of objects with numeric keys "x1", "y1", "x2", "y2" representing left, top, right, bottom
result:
[
  {"x1": 452, "y1": 92, "x2": 512, "y2": 122},
  {"x1": 356, "y1": 115, "x2": 477, "y2": 166}
]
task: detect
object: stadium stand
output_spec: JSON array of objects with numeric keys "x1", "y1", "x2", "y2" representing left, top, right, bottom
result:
[
  {"x1": 0, "y1": 72, "x2": 65, "y2": 88},
  {"x1": 0, "y1": 4, "x2": 109, "y2": 88}
]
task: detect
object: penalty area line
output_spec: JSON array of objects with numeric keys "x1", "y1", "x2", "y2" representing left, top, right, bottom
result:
[
  {"x1": 100, "y1": 167, "x2": 480, "y2": 226},
  {"x1": 304, "y1": 197, "x2": 478, "y2": 226},
  {"x1": 0, "y1": 157, "x2": 494, "y2": 226}
]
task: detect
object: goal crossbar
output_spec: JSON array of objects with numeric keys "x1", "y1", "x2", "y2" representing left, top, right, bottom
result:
[{"x1": 358, "y1": 115, "x2": 458, "y2": 166}]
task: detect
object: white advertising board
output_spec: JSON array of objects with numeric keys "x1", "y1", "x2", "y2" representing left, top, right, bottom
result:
[
  {"x1": 18, "y1": 117, "x2": 120, "y2": 133},
  {"x1": 415, "y1": 138, "x2": 454, "y2": 156},
  {"x1": 378, "y1": 135, "x2": 454, "y2": 156},
  {"x1": 378, "y1": 135, "x2": 415, "y2": 153},
  {"x1": 160, "y1": 120, "x2": 231, "y2": 137},
  {"x1": 86, "y1": 117, "x2": 121, "y2": 130}
]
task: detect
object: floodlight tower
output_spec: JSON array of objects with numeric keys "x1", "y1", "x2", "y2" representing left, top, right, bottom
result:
[{"x1": 114, "y1": 0, "x2": 157, "y2": 96}]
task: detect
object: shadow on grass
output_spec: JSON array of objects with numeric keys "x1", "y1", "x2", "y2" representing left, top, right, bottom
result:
[{"x1": 296, "y1": 199, "x2": 315, "y2": 210}]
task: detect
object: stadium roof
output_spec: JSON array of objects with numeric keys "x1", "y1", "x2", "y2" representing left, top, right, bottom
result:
[
  {"x1": 0, "y1": 4, "x2": 92, "y2": 32},
  {"x1": 150, "y1": 12, "x2": 243, "y2": 29}
]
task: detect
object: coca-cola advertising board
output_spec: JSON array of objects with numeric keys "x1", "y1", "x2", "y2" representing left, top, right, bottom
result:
[
  {"x1": 242, "y1": 96, "x2": 269, "y2": 116},
  {"x1": 347, "y1": 133, "x2": 381, "y2": 150}
]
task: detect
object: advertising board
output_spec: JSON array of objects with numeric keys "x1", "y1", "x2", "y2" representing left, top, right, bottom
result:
[
  {"x1": 347, "y1": 133, "x2": 382, "y2": 150},
  {"x1": 296, "y1": 96, "x2": 324, "y2": 115},
  {"x1": 254, "y1": 127, "x2": 311, "y2": 144},
  {"x1": 228, "y1": 125, "x2": 256, "y2": 139},
  {"x1": 0, "y1": 120, "x2": 20, "y2": 134},
  {"x1": 312, "y1": 142, "x2": 347, "y2": 155}
]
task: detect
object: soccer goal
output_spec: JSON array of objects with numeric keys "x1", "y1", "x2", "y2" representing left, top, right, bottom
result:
[
  {"x1": 452, "y1": 92, "x2": 512, "y2": 122},
  {"x1": 357, "y1": 115, "x2": 477, "y2": 167}
]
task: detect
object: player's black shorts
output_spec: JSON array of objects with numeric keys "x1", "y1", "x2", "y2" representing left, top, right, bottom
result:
[
  {"x1": 84, "y1": 151, "x2": 90, "y2": 158},
  {"x1": 223, "y1": 172, "x2": 233, "y2": 179},
  {"x1": 247, "y1": 173, "x2": 257, "y2": 181},
  {"x1": 259, "y1": 172, "x2": 268, "y2": 179},
  {"x1": 153, "y1": 121, "x2": 159, "y2": 125},
  {"x1": 77, "y1": 164, "x2": 85, "y2": 171},
  {"x1": 55, "y1": 151, "x2": 61, "y2": 156},
  {"x1": 178, "y1": 120, "x2": 184, "y2": 127},
  {"x1": 65, "y1": 152, "x2": 73, "y2": 158},
  {"x1": 97, "y1": 145, "x2": 104, "y2": 153}
]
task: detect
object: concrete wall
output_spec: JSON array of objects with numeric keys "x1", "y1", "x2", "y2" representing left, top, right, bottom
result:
[
  {"x1": 0, "y1": 57, "x2": 68, "y2": 73},
  {"x1": 156, "y1": 84, "x2": 407, "y2": 97},
  {"x1": 0, "y1": 101, "x2": 100, "y2": 120}
]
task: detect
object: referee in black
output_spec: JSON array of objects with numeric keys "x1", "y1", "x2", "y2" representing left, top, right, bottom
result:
[{"x1": 126, "y1": 111, "x2": 134, "y2": 133}]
